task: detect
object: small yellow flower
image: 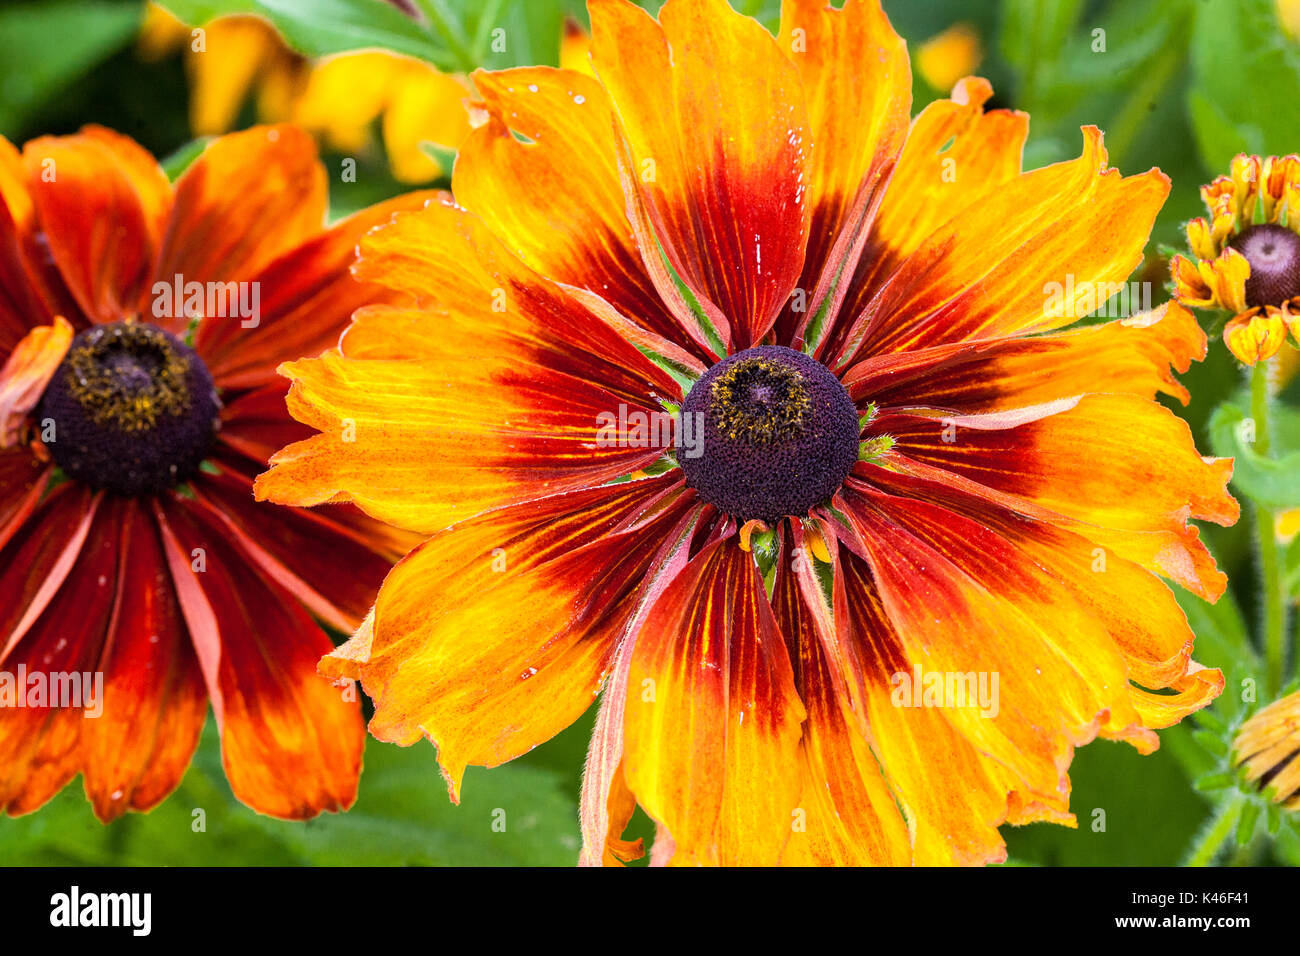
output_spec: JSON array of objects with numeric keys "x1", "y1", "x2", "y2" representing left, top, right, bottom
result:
[
  {"x1": 1172, "y1": 153, "x2": 1300, "y2": 365},
  {"x1": 916, "y1": 22, "x2": 982, "y2": 94},
  {"x1": 1234, "y1": 691, "x2": 1300, "y2": 810}
]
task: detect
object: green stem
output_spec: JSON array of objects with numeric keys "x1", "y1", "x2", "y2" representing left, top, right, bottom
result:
[
  {"x1": 1184, "y1": 795, "x2": 1245, "y2": 867},
  {"x1": 1251, "y1": 360, "x2": 1286, "y2": 697},
  {"x1": 1105, "y1": 43, "x2": 1181, "y2": 167}
]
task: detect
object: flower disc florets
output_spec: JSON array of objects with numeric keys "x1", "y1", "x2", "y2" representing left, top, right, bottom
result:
[
  {"x1": 679, "y1": 345, "x2": 859, "y2": 523},
  {"x1": 37, "y1": 321, "x2": 220, "y2": 496}
]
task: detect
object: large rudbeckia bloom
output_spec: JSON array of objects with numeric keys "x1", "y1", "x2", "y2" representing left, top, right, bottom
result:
[
  {"x1": 0, "y1": 125, "x2": 428, "y2": 820},
  {"x1": 259, "y1": 0, "x2": 1237, "y2": 865}
]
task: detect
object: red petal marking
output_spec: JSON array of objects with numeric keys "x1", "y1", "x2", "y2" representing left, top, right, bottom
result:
[
  {"x1": 356, "y1": 472, "x2": 694, "y2": 802},
  {"x1": 840, "y1": 301, "x2": 1207, "y2": 410},
  {"x1": 839, "y1": 482, "x2": 1161, "y2": 806},
  {"x1": 0, "y1": 482, "x2": 101, "y2": 666},
  {"x1": 456, "y1": 67, "x2": 714, "y2": 366},
  {"x1": 155, "y1": 126, "x2": 326, "y2": 294},
  {"x1": 589, "y1": 0, "x2": 812, "y2": 349},
  {"x1": 0, "y1": 494, "x2": 121, "y2": 815},
  {"x1": 622, "y1": 537, "x2": 806, "y2": 866},
  {"x1": 579, "y1": 502, "x2": 703, "y2": 866},
  {"x1": 0, "y1": 449, "x2": 50, "y2": 553},
  {"x1": 190, "y1": 456, "x2": 394, "y2": 632},
  {"x1": 770, "y1": 523, "x2": 911, "y2": 865},
  {"x1": 217, "y1": 381, "x2": 314, "y2": 467},
  {"x1": 828, "y1": 127, "x2": 1167, "y2": 365},
  {"x1": 773, "y1": 0, "x2": 911, "y2": 350}
]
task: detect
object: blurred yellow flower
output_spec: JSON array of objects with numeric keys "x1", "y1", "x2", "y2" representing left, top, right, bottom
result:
[
  {"x1": 916, "y1": 22, "x2": 982, "y2": 93},
  {"x1": 138, "y1": 3, "x2": 470, "y2": 182},
  {"x1": 1279, "y1": 0, "x2": 1300, "y2": 41}
]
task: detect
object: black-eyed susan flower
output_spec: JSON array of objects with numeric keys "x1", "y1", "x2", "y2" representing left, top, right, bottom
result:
[
  {"x1": 258, "y1": 0, "x2": 1236, "y2": 866},
  {"x1": 0, "y1": 124, "x2": 431, "y2": 820},
  {"x1": 1171, "y1": 153, "x2": 1300, "y2": 364},
  {"x1": 1234, "y1": 690, "x2": 1300, "y2": 809}
]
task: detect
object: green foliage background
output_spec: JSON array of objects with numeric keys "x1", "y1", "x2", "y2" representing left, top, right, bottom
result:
[{"x1": 1, "y1": 0, "x2": 1298, "y2": 866}]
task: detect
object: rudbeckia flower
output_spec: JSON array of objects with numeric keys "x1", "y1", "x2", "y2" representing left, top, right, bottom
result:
[
  {"x1": 258, "y1": 0, "x2": 1237, "y2": 865},
  {"x1": 1234, "y1": 690, "x2": 1300, "y2": 810},
  {"x1": 0, "y1": 124, "x2": 430, "y2": 820},
  {"x1": 1171, "y1": 153, "x2": 1300, "y2": 365}
]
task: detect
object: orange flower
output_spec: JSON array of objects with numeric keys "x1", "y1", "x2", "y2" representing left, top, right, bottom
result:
[
  {"x1": 258, "y1": 0, "x2": 1236, "y2": 865},
  {"x1": 1171, "y1": 153, "x2": 1300, "y2": 364},
  {"x1": 0, "y1": 124, "x2": 432, "y2": 821}
]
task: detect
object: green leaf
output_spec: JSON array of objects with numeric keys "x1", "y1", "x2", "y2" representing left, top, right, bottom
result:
[
  {"x1": 0, "y1": 0, "x2": 142, "y2": 134},
  {"x1": 1187, "y1": 0, "x2": 1300, "y2": 171},
  {"x1": 1208, "y1": 401, "x2": 1300, "y2": 511},
  {"x1": 1285, "y1": 532, "x2": 1300, "y2": 600},
  {"x1": 0, "y1": 719, "x2": 581, "y2": 866},
  {"x1": 160, "y1": 0, "x2": 460, "y2": 70},
  {"x1": 159, "y1": 137, "x2": 212, "y2": 181}
]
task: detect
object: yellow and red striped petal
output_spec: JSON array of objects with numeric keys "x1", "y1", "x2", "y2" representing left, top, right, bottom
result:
[
  {"x1": 830, "y1": 544, "x2": 1016, "y2": 864},
  {"x1": 589, "y1": 0, "x2": 811, "y2": 348},
  {"x1": 771, "y1": 526, "x2": 910, "y2": 866},
  {"x1": 195, "y1": 190, "x2": 438, "y2": 391},
  {"x1": 869, "y1": 393, "x2": 1236, "y2": 595},
  {"x1": 257, "y1": 202, "x2": 679, "y2": 533},
  {"x1": 843, "y1": 300, "x2": 1206, "y2": 411},
  {"x1": 154, "y1": 495, "x2": 363, "y2": 819},
  {"x1": 839, "y1": 483, "x2": 1159, "y2": 814},
  {"x1": 347, "y1": 472, "x2": 691, "y2": 800},
  {"x1": 774, "y1": 0, "x2": 910, "y2": 347},
  {"x1": 455, "y1": 66, "x2": 711, "y2": 364},
  {"x1": 622, "y1": 537, "x2": 806, "y2": 866},
  {"x1": 829, "y1": 127, "x2": 1168, "y2": 364},
  {"x1": 860, "y1": 463, "x2": 1215, "y2": 696}
]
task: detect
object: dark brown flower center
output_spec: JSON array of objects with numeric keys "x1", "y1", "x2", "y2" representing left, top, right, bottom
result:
[
  {"x1": 36, "y1": 321, "x2": 220, "y2": 496},
  {"x1": 680, "y1": 345, "x2": 859, "y2": 523},
  {"x1": 1228, "y1": 224, "x2": 1300, "y2": 308}
]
